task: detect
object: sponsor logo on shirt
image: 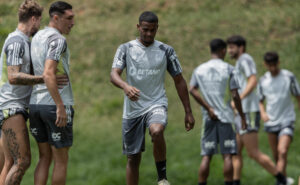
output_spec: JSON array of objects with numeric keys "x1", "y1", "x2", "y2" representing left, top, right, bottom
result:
[{"x1": 129, "y1": 66, "x2": 161, "y2": 80}]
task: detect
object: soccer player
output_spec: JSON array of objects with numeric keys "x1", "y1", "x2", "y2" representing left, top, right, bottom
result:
[
  {"x1": 110, "y1": 11, "x2": 195, "y2": 185},
  {"x1": 227, "y1": 35, "x2": 287, "y2": 185},
  {"x1": 0, "y1": 1, "x2": 43, "y2": 184},
  {"x1": 258, "y1": 51, "x2": 299, "y2": 183},
  {"x1": 189, "y1": 38, "x2": 246, "y2": 185},
  {"x1": 29, "y1": 1, "x2": 75, "y2": 185}
]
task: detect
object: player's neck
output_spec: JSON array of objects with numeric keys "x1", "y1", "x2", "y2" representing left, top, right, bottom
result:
[
  {"x1": 17, "y1": 23, "x2": 31, "y2": 37},
  {"x1": 236, "y1": 52, "x2": 244, "y2": 59},
  {"x1": 48, "y1": 22, "x2": 62, "y2": 34},
  {"x1": 211, "y1": 54, "x2": 224, "y2": 60},
  {"x1": 138, "y1": 38, "x2": 154, "y2": 47}
]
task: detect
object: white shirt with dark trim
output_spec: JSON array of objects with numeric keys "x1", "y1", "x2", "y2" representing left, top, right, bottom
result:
[
  {"x1": 190, "y1": 59, "x2": 239, "y2": 123},
  {"x1": 112, "y1": 39, "x2": 182, "y2": 119},
  {"x1": 0, "y1": 29, "x2": 32, "y2": 109},
  {"x1": 235, "y1": 53, "x2": 259, "y2": 112},
  {"x1": 30, "y1": 27, "x2": 74, "y2": 105},
  {"x1": 257, "y1": 69, "x2": 300, "y2": 127}
]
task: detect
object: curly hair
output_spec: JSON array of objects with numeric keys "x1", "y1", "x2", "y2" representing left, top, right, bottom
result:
[{"x1": 18, "y1": 0, "x2": 43, "y2": 23}]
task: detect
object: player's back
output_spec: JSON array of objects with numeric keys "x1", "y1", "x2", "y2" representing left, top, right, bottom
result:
[{"x1": 193, "y1": 59, "x2": 236, "y2": 123}]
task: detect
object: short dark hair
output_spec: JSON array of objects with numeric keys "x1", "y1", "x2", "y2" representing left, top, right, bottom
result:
[
  {"x1": 49, "y1": 1, "x2": 72, "y2": 17},
  {"x1": 227, "y1": 35, "x2": 246, "y2": 50},
  {"x1": 139, "y1": 11, "x2": 158, "y2": 24},
  {"x1": 264, "y1": 51, "x2": 279, "y2": 64},
  {"x1": 210, "y1": 38, "x2": 227, "y2": 53},
  {"x1": 18, "y1": 0, "x2": 43, "y2": 23}
]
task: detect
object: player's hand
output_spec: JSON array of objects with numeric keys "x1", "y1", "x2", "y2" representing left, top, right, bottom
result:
[
  {"x1": 241, "y1": 116, "x2": 247, "y2": 130},
  {"x1": 231, "y1": 100, "x2": 238, "y2": 115},
  {"x1": 124, "y1": 84, "x2": 140, "y2": 101},
  {"x1": 185, "y1": 112, "x2": 195, "y2": 131},
  {"x1": 56, "y1": 105, "x2": 67, "y2": 127},
  {"x1": 261, "y1": 112, "x2": 270, "y2": 123},
  {"x1": 208, "y1": 107, "x2": 218, "y2": 120},
  {"x1": 56, "y1": 74, "x2": 69, "y2": 89}
]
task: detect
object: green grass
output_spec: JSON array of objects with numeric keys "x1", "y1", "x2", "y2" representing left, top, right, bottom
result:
[{"x1": 1, "y1": 0, "x2": 300, "y2": 184}]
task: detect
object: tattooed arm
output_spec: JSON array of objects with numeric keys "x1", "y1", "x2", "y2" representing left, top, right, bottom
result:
[{"x1": 7, "y1": 65, "x2": 43, "y2": 85}]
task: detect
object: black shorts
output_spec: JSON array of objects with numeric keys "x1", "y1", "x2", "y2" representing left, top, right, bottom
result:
[{"x1": 29, "y1": 104, "x2": 74, "y2": 148}]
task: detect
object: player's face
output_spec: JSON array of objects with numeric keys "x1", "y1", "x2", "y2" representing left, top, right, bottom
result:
[
  {"x1": 30, "y1": 16, "x2": 42, "y2": 36},
  {"x1": 137, "y1": 21, "x2": 158, "y2": 46},
  {"x1": 227, "y1": 44, "x2": 240, "y2": 59},
  {"x1": 265, "y1": 61, "x2": 280, "y2": 76},
  {"x1": 58, "y1": 9, "x2": 75, "y2": 35}
]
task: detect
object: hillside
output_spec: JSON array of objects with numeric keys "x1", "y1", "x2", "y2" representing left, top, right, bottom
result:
[{"x1": 0, "y1": 0, "x2": 299, "y2": 184}]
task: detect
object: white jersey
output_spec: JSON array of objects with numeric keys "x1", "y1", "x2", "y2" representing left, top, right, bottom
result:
[
  {"x1": 257, "y1": 69, "x2": 300, "y2": 127},
  {"x1": 0, "y1": 29, "x2": 32, "y2": 109},
  {"x1": 112, "y1": 39, "x2": 182, "y2": 119},
  {"x1": 30, "y1": 27, "x2": 74, "y2": 105},
  {"x1": 235, "y1": 53, "x2": 259, "y2": 112},
  {"x1": 190, "y1": 59, "x2": 239, "y2": 123}
]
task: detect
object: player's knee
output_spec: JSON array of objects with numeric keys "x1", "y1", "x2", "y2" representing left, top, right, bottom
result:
[
  {"x1": 278, "y1": 148, "x2": 288, "y2": 158},
  {"x1": 127, "y1": 155, "x2": 140, "y2": 167},
  {"x1": 247, "y1": 150, "x2": 258, "y2": 159},
  {"x1": 150, "y1": 126, "x2": 164, "y2": 141}
]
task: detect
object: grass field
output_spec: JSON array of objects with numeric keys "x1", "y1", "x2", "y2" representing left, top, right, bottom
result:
[{"x1": 0, "y1": 0, "x2": 300, "y2": 184}]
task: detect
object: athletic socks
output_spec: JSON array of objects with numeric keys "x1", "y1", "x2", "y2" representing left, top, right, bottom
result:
[
  {"x1": 233, "y1": 180, "x2": 240, "y2": 185},
  {"x1": 198, "y1": 182, "x2": 207, "y2": 185},
  {"x1": 275, "y1": 172, "x2": 286, "y2": 184},
  {"x1": 156, "y1": 160, "x2": 167, "y2": 181},
  {"x1": 224, "y1": 181, "x2": 233, "y2": 185}
]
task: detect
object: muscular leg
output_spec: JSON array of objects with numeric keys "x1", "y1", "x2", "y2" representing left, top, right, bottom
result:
[
  {"x1": 0, "y1": 137, "x2": 5, "y2": 172},
  {"x1": 277, "y1": 135, "x2": 292, "y2": 175},
  {"x1": 51, "y1": 146, "x2": 69, "y2": 185},
  {"x1": 223, "y1": 154, "x2": 233, "y2": 182},
  {"x1": 267, "y1": 133, "x2": 279, "y2": 162},
  {"x1": 126, "y1": 153, "x2": 141, "y2": 185},
  {"x1": 0, "y1": 132, "x2": 13, "y2": 185},
  {"x1": 149, "y1": 123, "x2": 166, "y2": 162},
  {"x1": 34, "y1": 143, "x2": 52, "y2": 185},
  {"x1": 2, "y1": 115, "x2": 31, "y2": 185},
  {"x1": 198, "y1": 155, "x2": 212, "y2": 183},
  {"x1": 149, "y1": 123, "x2": 167, "y2": 181},
  {"x1": 242, "y1": 132, "x2": 277, "y2": 175},
  {"x1": 233, "y1": 133, "x2": 243, "y2": 181}
]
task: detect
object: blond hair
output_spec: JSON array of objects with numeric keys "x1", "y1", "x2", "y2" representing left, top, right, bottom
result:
[{"x1": 18, "y1": 0, "x2": 43, "y2": 22}]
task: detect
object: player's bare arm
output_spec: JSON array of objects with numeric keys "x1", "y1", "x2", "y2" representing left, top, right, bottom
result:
[
  {"x1": 172, "y1": 74, "x2": 195, "y2": 131},
  {"x1": 240, "y1": 74, "x2": 257, "y2": 99},
  {"x1": 189, "y1": 86, "x2": 217, "y2": 120},
  {"x1": 296, "y1": 95, "x2": 300, "y2": 110},
  {"x1": 7, "y1": 65, "x2": 43, "y2": 85},
  {"x1": 7, "y1": 65, "x2": 69, "y2": 87},
  {"x1": 110, "y1": 68, "x2": 140, "y2": 101},
  {"x1": 43, "y1": 59, "x2": 67, "y2": 127},
  {"x1": 231, "y1": 89, "x2": 247, "y2": 130},
  {"x1": 259, "y1": 100, "x2": 269, "y2": 122},
  {"x1": 231, "y1": 74, "x2": 257, "y2": 110}
]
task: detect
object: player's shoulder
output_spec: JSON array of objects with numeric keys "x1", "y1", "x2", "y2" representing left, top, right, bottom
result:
[
  {"x1": 4, "y1": 32, "x2": 26, "y2": 52},
  {"x1": 239, "y1": 53, "x2": 254, "y2": 63},
  {"x1": 117, "y1": 40, "x2": 135, "y2": 52},
  {"x1": 154, "y1": 40, "x2": 174, "y2": 52},
  {"x1": 281, "y1": 69, "x2": 294, "y2": 77},
  {"x1": 259, "y1": 71, "x2": 271, "y2": 83}
]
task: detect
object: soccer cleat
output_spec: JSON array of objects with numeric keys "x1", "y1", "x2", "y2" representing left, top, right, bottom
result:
[
  {"x1": 158, "y1": 179, "x2": 170, "y2": 185},
  {"x1": 287, "y1": 177, "x2": 295, "y2": 185}
]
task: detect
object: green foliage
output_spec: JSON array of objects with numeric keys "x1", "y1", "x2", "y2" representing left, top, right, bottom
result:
[{"x1": 0, "y1": 0, "x2": 300, "y2": 184}]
